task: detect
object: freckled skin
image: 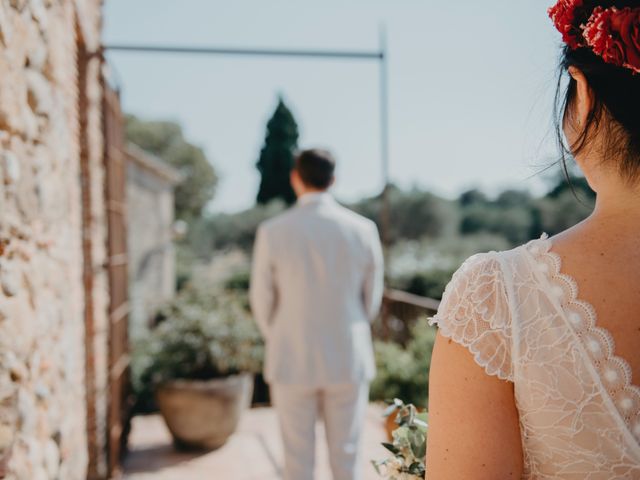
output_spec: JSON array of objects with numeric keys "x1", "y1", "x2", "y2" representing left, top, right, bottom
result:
[{"x1": 426, "y1": 333, "x2": 524, "y2": 479}]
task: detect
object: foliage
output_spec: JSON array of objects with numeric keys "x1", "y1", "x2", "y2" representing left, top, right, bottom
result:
[
  {"x1": 188, "y1": 201, "x2": 286, "y2": 255},
  {"x1": 459, "y1": 186, "x2": 535, "y2": 245},
  {"x1": 370, "y1": 342, "x2": 415, "y2": 404},
  {"x1": 391, "y1": 268, "x2": 455, "y2": 301},
  {"x1": 256, "y1": 98, "x2": 299, "y2": 206},
  {"x1": 125, "y1": 115, "x2": 218, "y2": 219},
  {"x1": 373, "y1": 400, "x2": 428, "y2": 479},
  {"x1": 534, "y1": 189, "x2": 593, "y2": 236},
  {"x1": 458, "y1": 177, "x2": 594, "y2": 246},
  {"x1": 351, "y1": 186, "x2": 457, "y2": 243},
  {"x1": 495, "y1": 189, "x2": 533, "y2": 208},
  {"x1": 387, "y1": 233, "x2": 510, "y2": 301},
  {"x1": 370, "y1": 324, "x2": 437, "y2": 408},
  {"x1": 224, "y1": 269, "x2": 251, "y2": 292},
  {"x1": 175, "y1": 243, "x2": 198, "y2": 291},
  {"x1": 132, "y1": 287, "x2": 263, "y2": 413},
  {"x1": 546, "y1": 174, "x2": 595, "y2": 200},
  {"x1": 459, "y1": 188, "x2": 488, "y2": 207}
]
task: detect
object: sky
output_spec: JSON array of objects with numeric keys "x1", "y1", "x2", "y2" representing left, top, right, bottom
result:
[{"x1": 104, "y1": 1, "x2": 564, "y2": 213}]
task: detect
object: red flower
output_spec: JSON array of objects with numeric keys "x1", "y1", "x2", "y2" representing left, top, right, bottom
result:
[
  {"x1": 548, "y1": 0, "x2": 586, "y2": 49},
  {"x1": 618, "y1": 8, "x2": 640, "y2": 73},
  {"x1": 584, "y1": 7, "x2": 640, "y2": 74}
]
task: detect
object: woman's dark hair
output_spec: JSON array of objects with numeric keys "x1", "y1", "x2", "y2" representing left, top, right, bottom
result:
[
  {"x1": 554, "y1": 0, "x2": 640, "y2": 184},
  {"x1": 294, "y1": 148, "x2": 336, "y2": 189}
]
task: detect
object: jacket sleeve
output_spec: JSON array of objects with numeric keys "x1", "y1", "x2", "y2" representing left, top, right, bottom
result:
[
  {"x1": 362, "y1": 222, "x2": 385, "y2": 322},
  {"x1": 249, "y1": 225, "x2": 277, "y2": 337}
]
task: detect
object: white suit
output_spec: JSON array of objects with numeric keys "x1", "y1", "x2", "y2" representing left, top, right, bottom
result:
[{"x1": 250, "y1": 192, "x2": 384, "y2": 480}]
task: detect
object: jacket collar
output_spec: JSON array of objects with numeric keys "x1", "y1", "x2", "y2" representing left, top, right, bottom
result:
[{"x1": 296, "y1": 191, "x2": 334, "y2": 207}]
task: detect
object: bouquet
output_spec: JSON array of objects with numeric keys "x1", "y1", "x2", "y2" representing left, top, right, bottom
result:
[{"x1": 372, "y1": 399, "x2": 428, "y2": 479}]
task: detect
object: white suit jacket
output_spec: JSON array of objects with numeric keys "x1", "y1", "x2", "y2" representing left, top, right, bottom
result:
[{"x1": 250, "y1": 192, "x2": 384, "y2": 386}]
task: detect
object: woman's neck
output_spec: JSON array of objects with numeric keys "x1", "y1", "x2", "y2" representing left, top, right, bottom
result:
[
  {"x1": 592, "y1": 184, "x2": 640, "y2": 220},
  {"x1": 579, "y1": 184, "x2": 640, "y2": 243}
]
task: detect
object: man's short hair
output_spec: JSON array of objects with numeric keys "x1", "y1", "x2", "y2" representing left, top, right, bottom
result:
[{"x1": 294, "y1": 149, "x2": 336, "y2": 190}]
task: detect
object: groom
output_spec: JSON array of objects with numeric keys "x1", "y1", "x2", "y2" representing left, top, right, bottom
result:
[{"x1": 250, "y1": 148, "x2": 384, "y2": 480}]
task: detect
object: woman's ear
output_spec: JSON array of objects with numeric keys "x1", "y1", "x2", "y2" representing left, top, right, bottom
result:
[{"x1": 567, "y1": 66, "x2": 594, "y2": 129}]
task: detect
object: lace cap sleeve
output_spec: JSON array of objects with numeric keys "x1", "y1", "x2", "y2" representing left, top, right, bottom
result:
[{"x1": 429, "y1": 253, "x2": 514, "y2": 381}]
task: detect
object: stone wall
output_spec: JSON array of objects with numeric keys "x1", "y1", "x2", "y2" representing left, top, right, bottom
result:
[{"x1": 0, "y1": 1, "x2": 105, "y2": 479}]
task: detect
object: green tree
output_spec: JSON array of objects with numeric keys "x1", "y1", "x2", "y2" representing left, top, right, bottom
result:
[
  {"x1": 495, "y1": 189, "x2": 532, "y2": 208},
  {"x1": 126, "y1": 115, "x2": 218, "y2": 219},
  {"x1": 459, "y1": 188, "x2": 488, "y2": 207},
  {"x1": 351, "y1": 186, "x2": 457, "y2": 244},
  {"x1": 534, "y1": 189, "x2": 593, "y2": 235},
  {"x1": 256, "y1": 98, "x2": 299, "y2": 205},
  {"x1": 546, "y1": 173, "x2": 595, "y2": 201}
]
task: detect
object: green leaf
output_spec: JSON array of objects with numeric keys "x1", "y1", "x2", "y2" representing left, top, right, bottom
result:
[{"x1": 381, "y1": 442, "x2": 400, "y2": 456}]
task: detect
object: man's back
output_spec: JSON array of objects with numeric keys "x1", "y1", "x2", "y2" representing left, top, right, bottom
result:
[{"x1": 250, "y1": 193, "x2": 384, "y2": 386}]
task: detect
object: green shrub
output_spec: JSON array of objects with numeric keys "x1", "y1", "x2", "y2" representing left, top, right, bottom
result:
[
  {"x1": 370, "y1": 341, "x2": 415, "y2": 403},
  {"x1": 370, "y1": 323, "x2": 437, "y2": 408},
  {"x1": 224, "y1": 269, "x2": 251, "y2": 292},
  {"x1": 391, "y1": 269, "x2": 455, "y2": 301}
]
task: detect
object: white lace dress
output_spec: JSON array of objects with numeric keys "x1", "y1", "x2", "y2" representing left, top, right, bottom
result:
[{"x1": 430, "y1": 235, "x2": 640, "y2": 479}]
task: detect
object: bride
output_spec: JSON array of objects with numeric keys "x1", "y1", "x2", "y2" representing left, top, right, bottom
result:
[{"x1": 426, "y1": 1, "x2": 640, "y2": 478}]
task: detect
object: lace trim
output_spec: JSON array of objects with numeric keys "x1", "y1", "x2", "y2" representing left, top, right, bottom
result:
[
  {"x1": 527, "y1": 234, "x2": 640, "y2": 443},
  {"x1": 428, "y1": 315, "x2": 513, "y2": 382}
]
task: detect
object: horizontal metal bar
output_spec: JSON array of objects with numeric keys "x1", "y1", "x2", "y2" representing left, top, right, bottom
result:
[
  {"x1": 104, "y1": 44, "x2": 384, "y2": 60},
  {"x1": 383, "y1": 289, "x2": 441, "y2": 312}
]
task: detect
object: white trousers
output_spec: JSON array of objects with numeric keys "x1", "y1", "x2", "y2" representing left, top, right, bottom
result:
[{"x1": 271, "y1": 383, "x2": 369, "y2": 480}]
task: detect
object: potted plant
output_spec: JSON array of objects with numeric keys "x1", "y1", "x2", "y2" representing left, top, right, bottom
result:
[{"x1": 139, "y1": 291, "x2": 264, "y2": 450}]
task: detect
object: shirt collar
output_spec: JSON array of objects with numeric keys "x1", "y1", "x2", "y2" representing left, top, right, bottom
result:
[{"x1": 297, "y1": 191, "x2": 334, "y2": 206}]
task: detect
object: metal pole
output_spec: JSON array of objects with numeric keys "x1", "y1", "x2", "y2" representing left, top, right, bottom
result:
[
  {"x1": 104, "y1": 44, "x2": 383, "y2": 61},
  {"x1": 378, "y1": 25, "x2": 392, "y2": 328},
  {"x1": 379, "y1": 26, "x2": 391, "y2": 256}
]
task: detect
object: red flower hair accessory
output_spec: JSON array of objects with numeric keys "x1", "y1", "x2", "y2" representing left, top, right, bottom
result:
[
  {"x1": 548, "y1": 0, "x2": 586, "y2": 49},
  {"x1": 583, "y1": 6, "x2": 640, "y2": 74},
  {"x1": 548, "y1": 1, "x2": 640, "y2": 74}
]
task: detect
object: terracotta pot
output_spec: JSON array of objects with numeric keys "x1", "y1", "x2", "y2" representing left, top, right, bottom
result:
[{"x1": 156, "y1": 373, "x2": 254, "y2": 451}]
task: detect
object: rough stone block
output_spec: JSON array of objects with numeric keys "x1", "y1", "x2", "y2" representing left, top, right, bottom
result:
[
  {"x1": 28, "y1": 0, "x2": 47, "y2": 31},
  {"x1": 1, "y1": 152, "x2": 20, "y2": 185},
  {"x1": 0, "y1": 3, "x2": 13, "y2": 46},
  {"x1": 43, "y1": 439, "x2": 59, "y2": 478},
  {"x1": 0, "y1": 424, "x2": 13, "y2": 450},
  {"x1": 0, "y1": 260, "x2": 19, "y2": 297},
  {"x1": 8, "y1": 0, "x2": 27, "y2": 12},
  {"x1": 25, "y1": 69, "x2": 52, "y2": 117},
  {"x1": 26, "y1": 40, "x2": 47, "y2": 72}
]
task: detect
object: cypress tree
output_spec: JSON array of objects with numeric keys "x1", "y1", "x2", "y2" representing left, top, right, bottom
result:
[{"x1": 256, "y1": 98, "x2": 299, "y2": 205}]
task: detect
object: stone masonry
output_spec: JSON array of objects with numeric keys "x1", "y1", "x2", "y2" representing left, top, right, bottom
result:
[{"x1": 0, "y1": 1, "x2": 106, "y2": 479}]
